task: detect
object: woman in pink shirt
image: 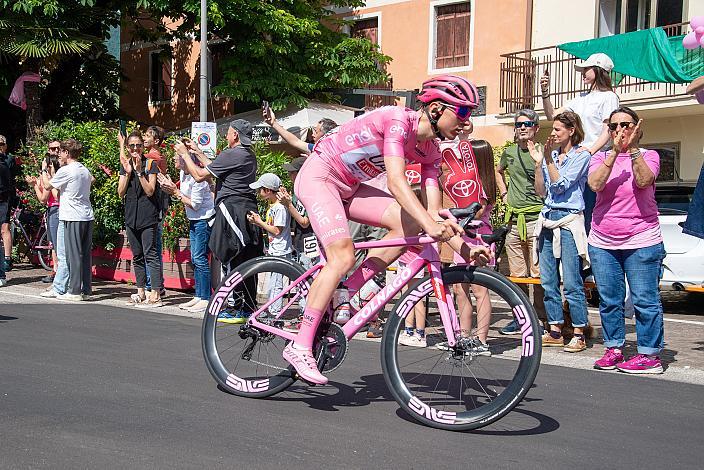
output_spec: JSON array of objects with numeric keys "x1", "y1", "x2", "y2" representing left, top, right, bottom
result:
[{"x1": 587, "y1": 106, "x2": 665, "y2": 374}]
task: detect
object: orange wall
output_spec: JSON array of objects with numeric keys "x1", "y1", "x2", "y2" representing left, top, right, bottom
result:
[
  {"x1": 353, "y1": 0, "x2": 530, "y2": 117},
  {"x1": 120, "y1": 18, "x2": 233, "y2": 131}
]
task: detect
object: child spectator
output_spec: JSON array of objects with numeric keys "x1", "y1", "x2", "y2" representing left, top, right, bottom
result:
[{"x1": 247, "y1": 173, "x2": 292, "y2": 316}]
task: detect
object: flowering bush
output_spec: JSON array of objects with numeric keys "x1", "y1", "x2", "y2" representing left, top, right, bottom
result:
[
  {"x1": 16, "y1": 121, "x2": 303, "y2": 254},
  {"x1": 17, "y1": 120, "x2": 186, "y2": 251}
]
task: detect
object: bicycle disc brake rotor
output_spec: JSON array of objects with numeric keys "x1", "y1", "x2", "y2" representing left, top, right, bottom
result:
[{"x1": 314, "y1": 323, "x2": 348, "y2": 372}]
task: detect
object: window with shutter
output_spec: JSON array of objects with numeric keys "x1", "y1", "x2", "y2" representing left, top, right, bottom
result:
[
  {"x1": 351, "y1": 17, "x2": 379, "y2": 44},
  {"x1": 434, "y1": 2, "x2": 471, "y2": 70},
  {"x1": 149, "y1": 51, "x2": 172, "y2": 103}
]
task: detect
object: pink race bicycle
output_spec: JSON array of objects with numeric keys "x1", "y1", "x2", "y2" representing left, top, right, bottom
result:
[{"x1": 202, "y1": 203, "x2": 541, "y2": 431}]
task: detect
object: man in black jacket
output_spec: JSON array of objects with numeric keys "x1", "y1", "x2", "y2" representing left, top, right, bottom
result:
[{"x1": 177, "y1": 119, "x2": 264, "y2": 321}]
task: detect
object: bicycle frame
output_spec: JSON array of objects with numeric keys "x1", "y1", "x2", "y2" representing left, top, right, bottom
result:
[
  {"x1": 247, "y1": 234, "x2": 467, "y2": 347},
  {"x1": 12, "y1": 208, "x2": 52, "y2": 252}
]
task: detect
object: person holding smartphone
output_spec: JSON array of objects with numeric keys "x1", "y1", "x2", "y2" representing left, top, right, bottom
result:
[{"x1": 261, "y1": 101, "x2": 337, "y2": 155}]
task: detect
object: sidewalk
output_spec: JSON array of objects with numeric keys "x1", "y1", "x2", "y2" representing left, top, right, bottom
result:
[{"x1": 3, "y1": 263, "x2": 704, "y2": 384}]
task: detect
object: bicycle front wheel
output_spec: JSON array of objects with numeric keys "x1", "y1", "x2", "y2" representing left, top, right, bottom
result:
[
  {"x1": 381, "y1": 266, "x2": 541, "y2": 431},
  {"x1": 202, "y1": 256, "x2": 307, "y2": 398}
]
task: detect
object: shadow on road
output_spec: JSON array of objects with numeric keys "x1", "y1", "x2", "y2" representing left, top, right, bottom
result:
[
  {"x1": 0, "y1": 315, "x2": 18, "y2": 323},
  {"x1": 393, "y1": 405, "x2": 561, "y2": 435},
  {"x1": 215, "y1": 371, "x2": 557, "y2": 435}
]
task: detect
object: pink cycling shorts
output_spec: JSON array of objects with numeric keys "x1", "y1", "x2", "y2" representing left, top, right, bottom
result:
[{"x1": 294, "y1": 154, "x2": 396, "y2": 248}]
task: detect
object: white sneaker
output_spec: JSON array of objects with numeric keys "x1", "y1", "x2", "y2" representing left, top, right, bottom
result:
[
  {"x1": 0, "y1": 278, "x2": 7, "y2": 287},
  {"x1": 180, "y1": 297, "x2": 201, "y2": 309},
  {"x1": 57, "y1": 293, "x2": 84, "y2": 301},
  {"x1": 187, "y1": 299, "x2": 209, "y2": 313},
  {"x1": 40, "y1": 289, "x2": 59, "y2": 298},
  {"x1": 399, "y1": 333, "x2": 426, "y2": 347}
]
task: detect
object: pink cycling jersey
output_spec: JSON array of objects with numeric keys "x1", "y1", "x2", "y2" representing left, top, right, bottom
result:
[
  {"x1": 295, "y1": 106, "x2": 442, "y2": 248},
  {"x1": 313, "y1": 106, "x2": 441, "y2": 187}
]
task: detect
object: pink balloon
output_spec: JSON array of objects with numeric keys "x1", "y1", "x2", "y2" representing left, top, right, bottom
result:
[
  {"x1": 691, "y1": 16, "x2": 704, "y2": 30},
  {"x1": 700, "y1": 34, "x2": 704, "y2": 48},
  {"x1": 683, "y1": 32, "x2": 699, "y2": 49},
  {"x1": 697, "y1": 26, "x2": 704, "y2": 35}
]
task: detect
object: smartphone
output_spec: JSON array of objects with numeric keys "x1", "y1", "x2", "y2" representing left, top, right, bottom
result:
[
  {"x1": 262, "y1": 100, "x2": 271, "y2": 120},
  {"x1": 119, "y1": 119, "x2": 127, "y2": 137}
]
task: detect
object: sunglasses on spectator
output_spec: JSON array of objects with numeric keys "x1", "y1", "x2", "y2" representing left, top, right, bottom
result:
[
  {"x1": 514, "y1": 121, "x2": 537, "y2": 128},
  {"x1": 48, "y1": 146, "x2": 60, "y2": 151},
  {"x1": 608, "y1": 121, "x2": 635, "y2": 131},
  {"x1": 128, "y1": 143, "x2": 144, "y2": 149},
  {"x1": 441, "y1": 104, "x2": 473, "y2": 121}
]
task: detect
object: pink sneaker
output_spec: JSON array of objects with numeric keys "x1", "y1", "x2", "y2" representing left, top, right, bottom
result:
[
  {"x1": 616, "y1": 354, "x2": 663, "y2": 374},
  {"x1": 283, "y1": 343, "x2": 328, "y2": 384},
  {"x1": 593, "y1": 348, "x2": 624, "y2": 370}
]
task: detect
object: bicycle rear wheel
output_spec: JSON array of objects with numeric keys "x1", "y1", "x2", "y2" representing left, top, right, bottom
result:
[
  {"x1": 381, "y1": 266, "x2": 541, "y2": 431},
  {"x1": 201, "y1": 256, "x2": 307, "y2": 398},
  {"x1": 37, "y1": 230, "x2": 53, "y2": 271}
]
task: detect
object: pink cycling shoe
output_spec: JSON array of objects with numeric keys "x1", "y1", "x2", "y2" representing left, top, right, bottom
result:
[
  {"x1": 283, "y1": 343, "x2": 328, "y2": 384},
  {"x1": 593, "y1": 347, "x2": 624, "y2": 370}
]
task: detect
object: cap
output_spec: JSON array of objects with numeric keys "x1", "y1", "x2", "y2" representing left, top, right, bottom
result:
[
  {"x1": 249, "y1": 172, "x2": 281, "y2": 191},
  {"x1": 282, "y1": 157, "x2": 307, "y2": 172},
  {"x1": 574, "y1": 53, "x2": 614, "y2": 72},
  {"x1": 0, "y1": 135, "x2": 6, "y2": 144},
  {"x1": 229, "y1": 119, "x2": 253, "y2": 146}
]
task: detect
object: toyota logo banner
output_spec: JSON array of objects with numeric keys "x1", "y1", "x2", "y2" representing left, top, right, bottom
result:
[{"x1": 440, "y1": 140, "x2": 483, "y2": 208}]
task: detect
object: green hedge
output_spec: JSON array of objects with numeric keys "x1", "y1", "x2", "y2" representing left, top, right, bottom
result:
[{"x1": 17, "y1": 120, "x2": 296, "y2": 252}]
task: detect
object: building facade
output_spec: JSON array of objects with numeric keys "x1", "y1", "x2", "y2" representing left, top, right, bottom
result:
[
  {"x1": 345, "y1": 0, "x2": 703, "y2": 179},
  {"x1": 119, "y1": 18, "x2": 234, "y2": 131}
]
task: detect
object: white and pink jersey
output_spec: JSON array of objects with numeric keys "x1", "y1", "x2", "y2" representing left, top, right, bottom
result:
[{"x1": 312, "y1": 106, "x2": 441, "y2": 186}]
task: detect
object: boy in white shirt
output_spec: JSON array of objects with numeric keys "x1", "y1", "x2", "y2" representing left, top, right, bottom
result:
[{"x1": 247, "y1": 173, "x2": 292, "y2": 315}]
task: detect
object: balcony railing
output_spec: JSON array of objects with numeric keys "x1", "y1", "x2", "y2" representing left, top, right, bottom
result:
[{"x1": 499, "y1": 22, "x2": 694, "y2": 116}]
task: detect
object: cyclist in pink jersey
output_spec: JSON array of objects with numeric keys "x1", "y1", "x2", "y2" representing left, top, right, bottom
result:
[{"x1": 287, "y1": 75, "x2": 491, "y2": 384}]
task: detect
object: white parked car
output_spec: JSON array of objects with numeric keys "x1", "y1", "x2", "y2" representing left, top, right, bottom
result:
[{"x1": 656, "y1": 182, "x2": 704, "y2": 290}]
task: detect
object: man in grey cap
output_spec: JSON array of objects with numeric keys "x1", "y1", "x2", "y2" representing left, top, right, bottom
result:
[{"x1": 174, "y1": 118, "x2": 264, "y2": 322}]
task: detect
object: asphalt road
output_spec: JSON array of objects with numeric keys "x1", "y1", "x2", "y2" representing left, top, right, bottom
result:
[{"x1": 1, "y1": 300, "x2": 701, "y2": 469}]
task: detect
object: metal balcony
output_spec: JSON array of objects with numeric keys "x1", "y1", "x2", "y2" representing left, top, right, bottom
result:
[{"x1": 499, "y1": 22, "x2": 693, "y2": 116}]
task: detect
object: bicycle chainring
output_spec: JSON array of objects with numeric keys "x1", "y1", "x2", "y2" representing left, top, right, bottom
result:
[{"x1": 314, "y1": 322, "x2": 349, "y2": 372}]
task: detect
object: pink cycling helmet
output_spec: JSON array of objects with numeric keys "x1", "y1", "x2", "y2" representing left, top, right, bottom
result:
[{"x1": 417, "y1": 74, "x2": 479, "y2": 108}]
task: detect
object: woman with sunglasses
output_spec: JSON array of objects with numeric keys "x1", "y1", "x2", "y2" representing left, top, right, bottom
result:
[
  {"x1": 529, "y1": 111, "x2": 591, "y2": 353},
  {"x1": 587, "y1": 107, "x2": 665, "y2": 374},
  {"x1": 286, "y1": 74, "x2": 490, "y2": 384},
  {"x1": 117, "y1": 130, "x2": 164, "y2": 308}
]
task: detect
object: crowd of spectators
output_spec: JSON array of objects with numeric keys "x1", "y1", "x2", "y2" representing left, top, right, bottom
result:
[{"x1": 0, "y1": 55, "x2": 677, "y2": 373}]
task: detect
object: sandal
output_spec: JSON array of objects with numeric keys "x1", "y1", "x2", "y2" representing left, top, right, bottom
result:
[
  {"x1": 126, "y1": 293, "x2": 146, "y2": 306},
  {"x1": 137, "y1": 298, "x2": 164, "y2": 308},
  {"x1": 366, "y1": 319, "x2": 383, "y2": 339}
]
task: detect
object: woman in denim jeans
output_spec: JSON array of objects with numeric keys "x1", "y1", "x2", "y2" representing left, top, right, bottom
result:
[
  {"x1": 587, "y1": 107, "x2": 665, "y2": 374},
  {"x1": 529, "y1": 111, "x2": 591, "y2": 353},
  {"x1": 158, "y1": 141, "x2": 215, "y2": 313}
]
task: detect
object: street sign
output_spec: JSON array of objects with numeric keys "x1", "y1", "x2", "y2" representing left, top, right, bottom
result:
[{"x1": 191, "y1": 121, "x2": 217, "y2": 159}]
